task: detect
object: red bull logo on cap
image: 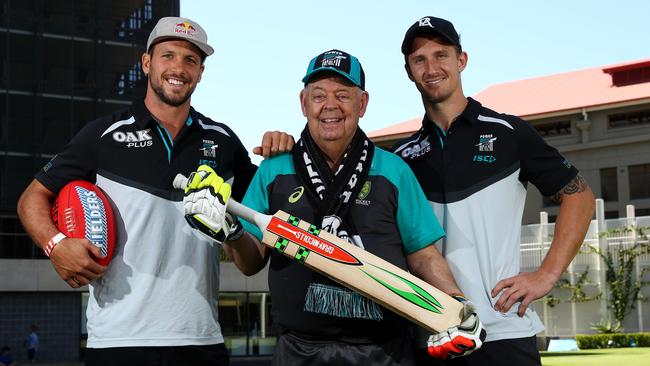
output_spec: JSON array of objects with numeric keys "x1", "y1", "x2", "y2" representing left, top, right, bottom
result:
[{"x1": 175, "y1": 22, "x2": 196, "y2": 37}]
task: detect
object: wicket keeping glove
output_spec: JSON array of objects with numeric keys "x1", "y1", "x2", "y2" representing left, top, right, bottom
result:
[
  {"x1": 427, "y1": 295, "x2": 487, "y2": 359},
  {"x1": 182, "y1": 165, "x2": 243, "y2": 243}
]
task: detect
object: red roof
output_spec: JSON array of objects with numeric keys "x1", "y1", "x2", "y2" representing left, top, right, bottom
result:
[{"x1": 369, "y1": 58, "x2": 650, "y2": 140}]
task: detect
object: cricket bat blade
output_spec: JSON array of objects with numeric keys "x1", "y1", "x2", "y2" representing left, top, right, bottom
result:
[{"x1": 173, "y1": 173, "x2": 463, "y2": 333}]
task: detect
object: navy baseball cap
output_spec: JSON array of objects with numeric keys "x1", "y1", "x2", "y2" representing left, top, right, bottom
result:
[
  {"x1": 401, "y1": 16, "x2": 461, "y2": 55},
  {"x1": 302, "y1": 49, "x2": 365, "y2": 90}
]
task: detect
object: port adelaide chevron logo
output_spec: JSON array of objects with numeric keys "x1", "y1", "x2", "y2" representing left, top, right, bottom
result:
[{"x1": 475, "y1": 134, "x2": 496, "y2": 151}]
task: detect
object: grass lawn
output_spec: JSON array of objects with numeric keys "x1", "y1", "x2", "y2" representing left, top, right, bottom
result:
[{"x1": 541, "y1": 347, "x2": 650, "y2": 366}]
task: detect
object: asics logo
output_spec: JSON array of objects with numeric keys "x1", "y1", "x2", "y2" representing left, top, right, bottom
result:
[{"x1": 288, "y1": 186, "x2": 305, "y2": 203}]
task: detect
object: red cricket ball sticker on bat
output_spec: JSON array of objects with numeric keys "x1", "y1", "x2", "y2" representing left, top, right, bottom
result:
[{"x1": 267, "y1": 216, "x2": 362, "y2": 265}]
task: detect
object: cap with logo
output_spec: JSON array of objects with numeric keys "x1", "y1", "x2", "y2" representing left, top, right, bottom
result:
[
  {"x1": 302, "y1": 49, "x2": 365, "y2": 90},
  {"x1": 401, "y1": 16, "x2": 461, "y2": 55},
  {"x1": 147, "y1": 16, "x2": 214, "y2": 57}
]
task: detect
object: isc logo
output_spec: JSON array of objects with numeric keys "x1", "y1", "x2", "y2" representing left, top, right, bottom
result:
[{"x1": 473, "y1": 155, "x2": 496, "y2": 163}]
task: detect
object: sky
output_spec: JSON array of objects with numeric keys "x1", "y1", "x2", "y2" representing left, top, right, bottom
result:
[{"x1": 181, "y1": 0, "x2": 650, "y2": 162}]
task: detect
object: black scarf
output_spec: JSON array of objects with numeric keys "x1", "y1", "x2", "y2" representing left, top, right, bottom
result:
[{"x1": 291, "y1": 126, "x2": 382, "y2": 321}]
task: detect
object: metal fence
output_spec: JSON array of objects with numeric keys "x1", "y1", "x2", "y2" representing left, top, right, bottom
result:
[{"x1": 523, "y1": 200, "x2": 650, "y2": 336}]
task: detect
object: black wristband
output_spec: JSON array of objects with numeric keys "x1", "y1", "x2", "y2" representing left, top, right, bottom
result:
[{"x1": 226, "y1": 214, "x2": 244, "y2": 241}]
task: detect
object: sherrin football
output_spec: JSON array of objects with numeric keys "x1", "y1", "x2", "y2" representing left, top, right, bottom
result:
[{"x1": 51, "y1": 180, "x2": 116, "y2": 266}]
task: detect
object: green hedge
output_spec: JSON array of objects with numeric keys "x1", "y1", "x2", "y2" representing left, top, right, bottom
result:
[{"x1": 576, "y1": 333, "x2": 650, "y2": 349}]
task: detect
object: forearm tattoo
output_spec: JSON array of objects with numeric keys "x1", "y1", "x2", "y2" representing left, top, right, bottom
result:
[{"x1": 548, "y1": 173, "x2": 588, "y2": 203}]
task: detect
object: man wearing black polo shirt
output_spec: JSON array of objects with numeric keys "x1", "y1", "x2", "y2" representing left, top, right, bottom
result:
[
  {"x1": 17, "y1": 16, "x2": 292, "y2": 366},
  {"x1": 395, "y1": 16, "x2": 596, "y2": 366}
]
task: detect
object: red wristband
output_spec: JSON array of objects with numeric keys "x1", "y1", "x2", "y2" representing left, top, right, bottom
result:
[{"x1": 44, "y1": 232, "x2": 67, "y2": 257}]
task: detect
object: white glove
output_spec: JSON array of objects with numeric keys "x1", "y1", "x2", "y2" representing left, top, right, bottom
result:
[
  {"x1": 181, "y1": 165, "x2": 242, "y2": 242},
  {"x1": 427, "y1": 296, "x2": 486, "y2": 359}
]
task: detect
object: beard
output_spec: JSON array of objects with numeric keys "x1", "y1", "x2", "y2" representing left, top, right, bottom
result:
[
  {"x1": 416, "y1": 82, "x2": 450, "y2": 105},
  {"x1": 150, "y1": 79, "x2": 196, "y2": 107}
]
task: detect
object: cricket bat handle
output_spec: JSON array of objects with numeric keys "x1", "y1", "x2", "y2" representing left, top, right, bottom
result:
[{"x1": 173, "y1": 174, "x2": 271, "y2": 230}]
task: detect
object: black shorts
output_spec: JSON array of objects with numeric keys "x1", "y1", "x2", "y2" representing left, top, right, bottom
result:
[
  {"x1": 85, "y1": 343, "x2": 229, "y2": 366},
  {"x1": 273, "y1": 331, "x2": 414, "y2": 366},
  {"x1": 28, "y1": 348, "x2": 36, "y2": 361},
  {"x1": 413, "y1": 336, "x2": 541, "y2": 366}
]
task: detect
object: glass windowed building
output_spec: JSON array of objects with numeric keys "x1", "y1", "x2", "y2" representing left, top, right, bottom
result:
[{"x1": 0, "y1": 1, "x2": 276, "y2": 364}]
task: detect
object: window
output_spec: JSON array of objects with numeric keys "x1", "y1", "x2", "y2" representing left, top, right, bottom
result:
[
  {"x1": 219, "y1": 292, "x2": 276, "y2": 357},
  {"x1": 534, "y1": 120, "x2": 571, "y2": 137},
  {"x1": 609, "y1": 65, "x2": 650, "y2": 86},
  {"x1": 629, "y1": 164, "x2": 650, "y2": 199},
  {"x1": 608, "y1": 109, "x2": 650, "y2": 129},
  {"x1": 0, "y1": 215, "x2": 42, "y2": 259},
  {"x1": 599, "y1": 167, "x2": 618, "y2": 201}
]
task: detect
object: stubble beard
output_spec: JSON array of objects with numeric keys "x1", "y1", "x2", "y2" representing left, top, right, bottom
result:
[
  {"x1": 150, "y1": 79, "x2": 195, "y2": 107},
  {"x1": 416, "y1": 82, "x2": 450, "y2": 106}
]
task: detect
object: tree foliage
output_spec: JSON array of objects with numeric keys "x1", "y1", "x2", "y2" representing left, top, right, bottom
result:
[{"x1": 590, "y1": 226, "x2": 650, "y2": 324}]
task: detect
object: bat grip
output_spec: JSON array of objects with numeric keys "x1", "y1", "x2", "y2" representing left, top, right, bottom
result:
[{"x1": 226, "y1": 199, "x2": 257, "y2": 224}]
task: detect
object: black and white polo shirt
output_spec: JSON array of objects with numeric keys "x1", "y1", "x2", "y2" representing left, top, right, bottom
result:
[
  {"x1": 36, "y1": 100, "x2": 256, "y2": 348},
  {"x1": 393, "y1": 97, "x2": 577, "y2": 342}
]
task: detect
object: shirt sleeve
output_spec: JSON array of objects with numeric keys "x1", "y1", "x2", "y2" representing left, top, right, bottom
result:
[
  {"x1": 517, "y1": 119, "x2": 579, "y2": 196},
  {"x1": 35, "y1": 121, "x2": 98, "y2": 193},
  {"x1": 395, "y1": 161, "x2": 445, "y2": 254},
  {"x1": 239, "y1": 160, "x2": 271, "y2": 241}
]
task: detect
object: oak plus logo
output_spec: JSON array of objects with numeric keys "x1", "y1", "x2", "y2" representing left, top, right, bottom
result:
[
  {"x1": 112, "y1": 129, "x2": 153, "y2": 148},
  {"x1": 400, "y1": 139, "x2": 431, "y2": 159}
]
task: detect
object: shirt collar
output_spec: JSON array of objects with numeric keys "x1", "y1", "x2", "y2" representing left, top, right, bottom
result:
[
  {"x1": 130, "y1": 100, "x2": 195, "y2": 128},
  {"x1": 420, "y1": 97, "x2": 484, "y2": 130},
  {"x1": 458, "y1": 97, "x2": 483, "y2": 126}
]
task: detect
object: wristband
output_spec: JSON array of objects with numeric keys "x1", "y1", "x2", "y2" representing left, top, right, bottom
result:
[
  {"x1": 44, "y1": 232, "x2": 67, "y2": 257},
  {"x1": 226, "y1": 216, "x2": 245, "y2": 241}
]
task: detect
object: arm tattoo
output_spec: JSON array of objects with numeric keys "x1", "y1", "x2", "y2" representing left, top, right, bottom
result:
[{"x1": 549, "y1": 173, "x2": 588, "y2": 203}]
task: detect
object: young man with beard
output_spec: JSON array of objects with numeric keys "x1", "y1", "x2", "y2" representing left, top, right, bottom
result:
[
  {"x1": 179, "y1": 49, "x2": 486, "y2": 365},
  {"x1": 17, "y1": 17, "x2": 292, "y2": 366},
  {"x1": 394, "y1": 16, "x2": 596, "y2": 365}
]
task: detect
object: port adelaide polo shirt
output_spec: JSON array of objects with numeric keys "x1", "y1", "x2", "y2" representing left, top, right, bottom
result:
[
  {"x1": 37, "y1": 99, "x2": 256, "y2": 200},
  {"x1": 34, "y1": 100, "x2": 256, "y2": 348},
  {"x1": 392, "y1": 97, "x2": 578, "y2": 341},
  {"x1": 393, "y1": 97, "x2": 578, "y2": 204}
]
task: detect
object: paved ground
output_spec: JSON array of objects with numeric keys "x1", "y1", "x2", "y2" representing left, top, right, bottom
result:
[{"x1": 28, "y1": 356, "x2": 273, "y2": 366}]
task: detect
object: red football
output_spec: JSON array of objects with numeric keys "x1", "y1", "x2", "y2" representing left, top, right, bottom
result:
[{"x1": 51, "y1": 180, "x2": 116, "y2": 266}]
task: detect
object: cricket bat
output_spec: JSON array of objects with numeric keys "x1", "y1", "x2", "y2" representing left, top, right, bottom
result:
[{"x1": 174, "y1": 174, "x2": 463, "y2": 333}]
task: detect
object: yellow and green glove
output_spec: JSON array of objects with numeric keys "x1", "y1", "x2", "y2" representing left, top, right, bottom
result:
[{"x1": 182, "y1": 165, "x2": 243, "y2": 243}]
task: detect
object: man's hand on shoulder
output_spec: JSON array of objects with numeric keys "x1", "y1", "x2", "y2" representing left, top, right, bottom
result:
[
  {"x1": 252, "y1": 131, "x2": 295, "y2": 158},
  {"x1": 427, "y1": 296, "x2": 486, "y2": 359}
]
